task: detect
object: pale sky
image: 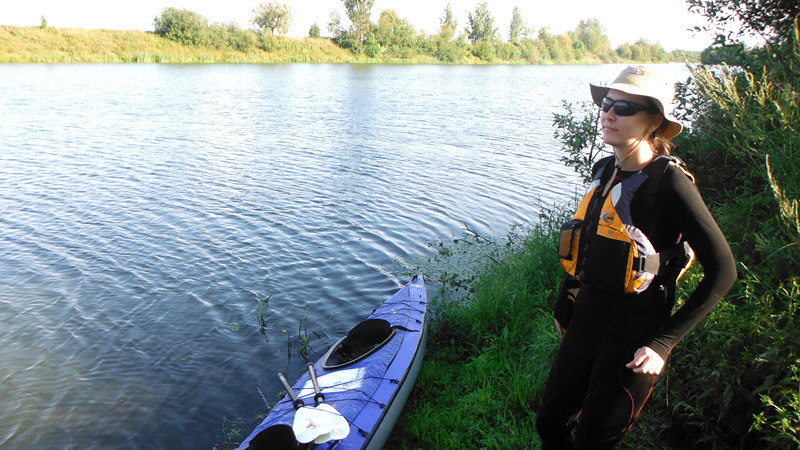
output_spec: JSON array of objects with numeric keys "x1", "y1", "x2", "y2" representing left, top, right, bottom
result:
[{"x1": 1, "y1": 0, "x2": 717, "y2": 51}]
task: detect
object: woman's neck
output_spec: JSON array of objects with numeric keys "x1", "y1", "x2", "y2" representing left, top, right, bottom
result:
[{"x1": 613, "y1": 142, "x2": 655, "y2": 171}]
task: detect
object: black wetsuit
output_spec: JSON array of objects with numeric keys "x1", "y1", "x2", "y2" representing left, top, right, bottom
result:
[{"x1": 536, "y1": 159, "x2": 737, "y2": 449}]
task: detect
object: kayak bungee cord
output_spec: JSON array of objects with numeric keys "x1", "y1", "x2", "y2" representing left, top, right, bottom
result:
[{"x1": 370, "y1": 305, "x2": 426, "y2": 320}]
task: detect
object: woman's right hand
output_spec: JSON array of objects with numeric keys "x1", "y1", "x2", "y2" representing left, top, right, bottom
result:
[{"x1": 626, "y1": 346, "x2": 665, "y2": 375}]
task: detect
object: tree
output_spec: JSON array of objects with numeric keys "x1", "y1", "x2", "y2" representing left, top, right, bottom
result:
[
  {"x1": 687, "y1": 0, "x2": 799, "y2": 83},
  {"x1": 555, "y1": 33, "x2": 576, "y2": 61},
  {"x1": 631, "y1": 38, "x2": 652, "y2": 61},
  {"x1": 466, "y1": 2, "x2": 498, "y2": 43},
  {"x1": 328, "y1": 10, "x2": 345, "y2": 40},
  {"x1": 537, "y1": 27, "x2": 556, "y2": 60},
  {"x1": 616, "y1": 42, "x2": 633, "y2": 60},
  {"x1": 572, "y1": 18, "x2": 610, "y2": 57},
  {"x1": 687, "y1": 0, "x2": 800, "y2": 48},
  {"x1": 509, "y1": 6, "x2": 527, "y2": 42},
  {"x1": 572, "y1": 40, "x2": 587, "y2": 60},
  {"x1": 251, "y1": 2, "x2": 292, "y2": 36},
  {"x1": 206, "y1": 21, "x2": 258, "y2": 51},
  {"x1": 309, "y1": 23, "x2": 321, "y2": 38},
  {"x1": 342, "y1": 0, "x2": 376, "y2": 43},
  {"x1": 439, "y1": 3, "x2": 458, "y2": 41},
  {"x1": 700, "y1": 38, "x2": 746, "y2": 65},
  {"x1": 440, "y1": 3, "x2": 457, "y2": 31},
  {"x1": 154, "y1": 7, "x2": 210, "y2": 46},
  {"x1": 434, "y1": 3, "x2": 463, "y2": 61},
  {"x1": 376, "y1": 10, "x2": 416, "y2": 50}
]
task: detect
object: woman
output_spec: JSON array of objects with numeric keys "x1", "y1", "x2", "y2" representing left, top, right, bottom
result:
[{"x1": 536, "y1": 66, "x2": 737, "y2": 449}]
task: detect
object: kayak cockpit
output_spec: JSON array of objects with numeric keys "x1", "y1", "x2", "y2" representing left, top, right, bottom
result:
[
  {"x1": 247, "y1": 424, "x2": 311, "y2": 450},
  {"x1": 322, "y1": 319, "x2": 395, "y2": 370}
]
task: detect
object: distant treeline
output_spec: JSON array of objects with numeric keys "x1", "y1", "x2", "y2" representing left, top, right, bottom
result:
[{"x1": 152, "y1": 2, "x2": 699, "y2": 64}]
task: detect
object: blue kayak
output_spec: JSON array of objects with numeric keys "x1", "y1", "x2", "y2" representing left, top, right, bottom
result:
[{"x1": 238, "y1": 275, "x2": 428, "y2": 450}]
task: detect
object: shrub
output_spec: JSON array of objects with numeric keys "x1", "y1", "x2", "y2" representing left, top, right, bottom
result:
[
  {"x1": 153, "y1": 7, "x2": 210, "y2": 47},
  {"x1": 471, "y1": 40, "x2": 496, "y2": 63},
  {"x1": 552, "y1": 100, "x2": 609, "y2": 183},
  {"x1": 207, "y1": 22, "x2": 258, "y2": 52},
  {"x1": 363, "y1": 35, "x2": 381, "y2": 58},
  {"x1": 495, "y1": 41, "x2": 521, "y2": 60},
  {"x1": 433, "y1": 39, "x2": 463, "y2": 62}
]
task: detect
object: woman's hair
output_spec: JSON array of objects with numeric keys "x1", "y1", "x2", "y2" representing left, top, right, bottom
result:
[
  {"x1": 648, "y1": 126, "x2": 674, "y2": 155},
  {"x1": 643, "y1": 99, "x2": 674, "y2": 155}
]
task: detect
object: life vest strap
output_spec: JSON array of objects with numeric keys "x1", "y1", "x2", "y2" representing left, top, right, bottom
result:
[{"x1": 632, "y1": 241, "x2": 692, "y2": 277}]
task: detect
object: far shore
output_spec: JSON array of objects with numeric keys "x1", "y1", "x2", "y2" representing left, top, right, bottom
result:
[{"x1": 0, "y1": 26, "x2": 700, "y2": 65}]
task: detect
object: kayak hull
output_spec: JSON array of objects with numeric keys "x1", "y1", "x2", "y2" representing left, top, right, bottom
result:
[{"x1": 239, "y1": 275, "x2": 428, "y2": 450}]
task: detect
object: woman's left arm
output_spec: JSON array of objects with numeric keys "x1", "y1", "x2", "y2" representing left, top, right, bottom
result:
[{"x1": 642, "y1": 167, "x2": 738, "y2": 362}]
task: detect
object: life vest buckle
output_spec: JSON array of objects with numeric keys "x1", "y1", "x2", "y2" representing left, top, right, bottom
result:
[{"x1": 632, "y1": 256, "x2": 647, "y2": 272}]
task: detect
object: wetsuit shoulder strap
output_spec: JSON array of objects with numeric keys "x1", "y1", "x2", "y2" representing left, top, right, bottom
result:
[
  {"x1": 635, "y1": 156, "x2": 696, "y2": 288},
  {"x1": 642, "y1": 155, "x2": 694, "y2": 189},
  {"x1": 639, "y1": 156, "x2": 673, "y2": 210},
  {"x1": 637, "y1": 156, "x2": 694, "y2": 234}
]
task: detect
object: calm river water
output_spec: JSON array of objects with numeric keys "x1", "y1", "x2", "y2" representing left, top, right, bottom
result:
[{"x1": 0, "y1": 63, "x2": 690, "y2": 448}]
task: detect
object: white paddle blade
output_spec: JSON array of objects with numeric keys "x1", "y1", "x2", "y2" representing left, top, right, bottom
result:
[
  {"x1": 314, "y1": 432, "x2": 333, "y2": 444},
  {"x1": 292, "y1": 406, "x2": 335, "y2": 444},
  {"x1": 313, "y1": 403, "x2": 350, "y2": 443}
]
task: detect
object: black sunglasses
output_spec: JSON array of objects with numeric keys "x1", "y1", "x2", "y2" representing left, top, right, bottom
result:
[{"x1": 601, "y1": 97, "x2": 659, "y2": 116}]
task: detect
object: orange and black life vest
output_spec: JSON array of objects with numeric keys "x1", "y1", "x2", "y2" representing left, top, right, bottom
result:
[{"x1": 559, "y1": 156, "x2": 694, "y2": 294}]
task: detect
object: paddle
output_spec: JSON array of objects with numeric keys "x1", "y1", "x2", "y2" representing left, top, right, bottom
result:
[
  {"x1": 306, "y1": 363, "x2": 350, "y2": 444},
  {"x1": 277, "y1": 373, "x2": 305, "y2": 410},
  {"x1": 277, "y1": 372, "x2": 335, "y2": 444}
]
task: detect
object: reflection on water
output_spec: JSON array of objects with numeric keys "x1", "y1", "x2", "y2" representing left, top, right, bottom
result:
[{"x1": 0, "y1": 63, "x2": 690, "y2": 449}]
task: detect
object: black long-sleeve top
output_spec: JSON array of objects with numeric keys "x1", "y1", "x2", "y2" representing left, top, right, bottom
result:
[{"x1": 571, "y1": 160, "x2": 738, "y2": 361}]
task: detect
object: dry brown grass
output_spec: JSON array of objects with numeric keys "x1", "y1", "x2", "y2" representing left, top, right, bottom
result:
[{"x1": 0, "y1": 26, "x2": 358, "y2": 63}]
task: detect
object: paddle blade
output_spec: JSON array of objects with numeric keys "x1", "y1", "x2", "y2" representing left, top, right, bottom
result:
[
  {"x1": 292, "y1": 406, "x2": 335, "y2": 444},
  {"x1": 312, "y1": 403, "x2": 350, "y2": 443},
  {"x1": 314, "y1": 432, "x2": 333, "y2": 444}
]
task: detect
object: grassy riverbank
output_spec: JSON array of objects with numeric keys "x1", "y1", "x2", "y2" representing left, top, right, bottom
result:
[
  {"x1": 0, "y1": 26, "x2": 364, "y2": 63},
  {"x1": 0, "y1": 25, "x2": 697, "y2": 65},
  {"x1": 388, "y1": 219, "x2": 567, "y2": 448}
]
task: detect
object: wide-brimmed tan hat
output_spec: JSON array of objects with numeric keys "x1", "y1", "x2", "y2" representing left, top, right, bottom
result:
[{"x1": 589, "y1": 65, "x2": 683, "y2": 139}]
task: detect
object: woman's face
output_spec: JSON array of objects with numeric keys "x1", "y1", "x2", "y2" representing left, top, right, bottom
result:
[{"x1": 600, "y1": 89, "x2": 662, "y2": 151}]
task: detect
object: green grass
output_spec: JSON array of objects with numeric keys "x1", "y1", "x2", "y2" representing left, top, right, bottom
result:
[{"x1": 388, "y1": 221, "x2": 566, "y2": 449}]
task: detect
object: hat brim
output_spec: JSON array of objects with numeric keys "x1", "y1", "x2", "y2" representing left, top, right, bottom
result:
[{"x1": 590, "y1": 82, "x2": 683, "y2": 139}]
